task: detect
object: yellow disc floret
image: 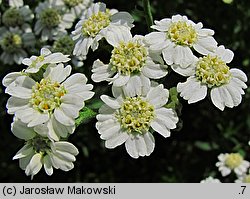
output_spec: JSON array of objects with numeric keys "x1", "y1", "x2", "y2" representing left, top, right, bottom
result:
[
  {"x1": 225, "y1": 153, "x2": 243, "y2": 169},
  {"x1": 82, "y1": 10, "x2": 111, "y2": 37},
  {"x1": 1, "y1": 33, "x2": 22, "y2": 53},
  {"x1": 168, "y1": 21, "x2": 197, "y2": 46},
  {"x1": 110, "y1": 41, "x2": 148, "y2": 75},
  {"x1": 196, "y1": 55, "x2": 231, "y2": 87},
  {"x1": 63, "y1": 0, "x2": 83, "y2": 7},
  {"x1": 30, "y1": 79, "x2": 67, "y2": 113},
  {"x1": 116, "y1": 97, "x2": 155, "y2": 134}
]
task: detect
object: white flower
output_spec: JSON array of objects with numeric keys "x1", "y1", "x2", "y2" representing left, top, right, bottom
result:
[
  {"x1": 200, "y1": 176, "x2": 221, "y2": 183},
  {"x1": 34, "y1": 1, "x2": 75, "y2": 41},
  {"x1": 91, "y1": 27, "x2": 167, "y2": 88},
  {"x1": 12, "y1": 118, "x2": 79, "y2": 179},
  {"x1": 235, "y1": 170, "x2": 250, "y2": 183},
  {"x1": 216, "y1": 153, "x2": 250, "y2": 177},
  {"x1": 145, "y1": 14, "x2": 217, "y2": 75},
  {"x1": 2, "y1": 5, "x2": 34, "y2": 28},
  {"x1": 55, "y1": 0, "x2": 93, "y2": 19},
  {"x1": 9, "y1": 0, "x2": 23, "y2": 8},
  {"x1": 4, "y1": 63, "x2": 94, "y2": 141},
  {"x1": 22, "y1": 47, "x2": 70, "y2": 73},
  {"x1": 72, "y1": 2, "x2": 134, "y2": 59},
  {"x1": 0, "y1": 26, "x2": 35, "y2": 65},
  {"x1": 96, "y1": 83, "x2": 178, "y2": 158},
  {"x1": 177, "y1": 46, "x2": 247, "y2": 110}
]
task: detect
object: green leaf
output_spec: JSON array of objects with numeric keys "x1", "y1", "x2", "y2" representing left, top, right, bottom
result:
[
  {"x1": 75, "y1": 107, "x2": 97, "y2": 127},
  {"x1": 87, "y1": 99, "x2": 104, "y2": 110},
  {"x1": 194, "y1": 141, "x2": 212, "y2": 151}
]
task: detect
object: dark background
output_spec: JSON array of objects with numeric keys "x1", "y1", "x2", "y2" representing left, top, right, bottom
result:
[{"x1": 0, "y1": 0, "x2": 250, "y2": 182}]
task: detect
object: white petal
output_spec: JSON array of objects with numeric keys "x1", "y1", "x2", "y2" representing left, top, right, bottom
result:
[
  {"x1": 177, "y1": 77, "x2": 207, "y2": 104},
  {"x1": 27, "y1": 113, "x2": 50, "y2": 127},
  {"x1": 25, "y1": 153, "x2": 43, "y2": 178},
  {"x1": 2, "y1": 72, "x2": 22, "y2": 87},
  {"x1": 63, "y1": 73, "x2": 87, "y2": 87},
  {"x1": 43, "y1": 155, "x2": 53, "y2": 176},
  {"x1": 91, "y1": 60, "x2": 113, "y2": 82},
  {"x1": 215, "y1": 45, "x2": 234, "y2": 63},
  {"x1": 11, "y1": 119, "x2": 36, "y2": 140},
  {"x1": 123, "y1": 75, "x2": 143, "y2": 97},
  {"x1": 13, "y1": 144, "x2": 33, "y2": 160},
  {"x1": 145, "y1": 32, "x2": 168, "y2": 51},
  {"x1": 113, "y1": 75, "x2": 130, "y2": 87},
  {"x1": 105, "y1": 131, "x2": 129, "y2": 149},
  {"x1": 230, "y1": 68, "x2": 247, "y2": 83},
  {"x1": 171, "y1": 63, "x2": 196, "y2": 76},
  {"x1": 41, "y1": 47, "x2": 51, "y2": 56},
  {"x1": 193, "y1": 37, "x2": 217, "y2": 55},
  {"x1": 100, "y1": 95, "x2": 121, "y2": 109},
  {"x1": 97, "y1": 120, "x2": 121, "y2": 139},
  {"x1": 6, "y1": 97, "x2": 29, "y2": 114},
  {"x1": 151, "y1": 119, "x2": 171, "y2": 138},
  {"x1": 151, "y1": 19, "x2": 171, "y2": 31},
  {"x1": 210, "y1": 87, "x2": 225, "y2": 111},
  {"x1": 146, "y1": 84, "x2": 169, "y2": 108},
  {"x1": 173, "y1": 45, "x2": 195, "y2": 67},
  {"x1": 44, "y1": 64, "x2": 71, "y2": 83},
  {"x1": 142, "y1": 59, "x2": 167, "y2": 79},
  {"x1": 54, "y1": 142, "x2": 79, "y2": 156},
  {"x1": 54, "y1": 108, "x2": 75, "y2": 126},
  {"x1": 44, "y1": 53, "x2": 70, "y2": 64},
  {"x1": 155, "y1": 108, "x2": 178, "y2": 130}
]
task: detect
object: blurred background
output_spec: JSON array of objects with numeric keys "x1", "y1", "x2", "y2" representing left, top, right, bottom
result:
[{"x1": 0, "y1": 0, "x2": 250, "y2": 182}]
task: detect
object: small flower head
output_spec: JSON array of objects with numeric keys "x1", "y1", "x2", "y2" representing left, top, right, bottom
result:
[
  {"x1": 145, "y1": 14, "x2": 218, "y2": 74},
  {"x1": 92, "y1": 28, "x2": 167, "y2": 88},
  {"x1": 35, "y1": 1, "x2": 74, "y2": 41},
  {"x1": 72, "y1": 2, "x2": 134, "y2": 58},
  {"x1": 0, "y1": 27, "x2": 35, "y2": 64},
  {"x1": 200, "y1": 176, "x2": 221, "y2": 183},
  {"x1": 4, "y1": 62, "x2": 94, "y2": 141},
  {"x1": 96, "y1": 83, "x2": 178, "y2": 158},
  {"x1": 177, "y1": 46, "x2": 247, "y2": 110},
  {"x1": 216, "y1": 153, "x2": 250, "y2": 176},
  {"x1": 52, "y1": 35, "x2": 75, "y2": 55},
  {"x1": 2, "y1": 6, "x2": 33, "y2": 28},
  {"x1": 12, "y1": 119, "x2": 79, "y2": 179}
]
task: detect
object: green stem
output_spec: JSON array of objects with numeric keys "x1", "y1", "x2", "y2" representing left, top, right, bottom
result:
[{"x1": 142, "y1": 0, "x2": 154, "y2": 31}]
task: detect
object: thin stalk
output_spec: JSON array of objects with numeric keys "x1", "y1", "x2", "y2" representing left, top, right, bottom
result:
[{"x1": 142, "y1": 0, "x2": 154, "y2": 31}]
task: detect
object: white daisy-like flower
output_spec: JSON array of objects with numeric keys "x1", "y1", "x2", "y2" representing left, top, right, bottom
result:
[
  {"x1": 145, "y1": 14, "x2": 218, "y2": 75},
  {"x1": 22, "y1": 47, "x2": 70, "y2": 74},
  {"x1": 72, "y1": 2, "x2": 134, "y2": 59},
  {"x1": 177, "y1": 45, "x2": 248, "y2": 110},
  {"x1": 12, "y1": 118, "x2": 79, "y2": 179},
  {"x1": 55, "y1": 0, "x2": 93, "y2": 19},
  {"x1": 2, "y1": 5, "x2": 34, "y2": 28},
  {"x1": 9, "y1": 0, "x2": 24, "y2": 8},
  {"x1": 91, "y1": 26, "x2": 167, "y2": 88},
  {"x1": 216, "y1": 153, "x2": 250, "y2": 177},
  {"x1": 35, "y1": 1, "x2": 75, "y2": 41},
  {"x1": 0, "y1": 26, "x2": 35, "y2": 65},
  {"x1": 235, "y1": 170, "x2": 250, "y2": 183},
  {"x1": 96, "y1": 83, "x2": 178, "y2": 158},
  {"x1": 4, "y1": 63, "x2": 94, "y2": 141},
  {"x1": 200, "y1": 176, "x2": 221, "y2": 183}
]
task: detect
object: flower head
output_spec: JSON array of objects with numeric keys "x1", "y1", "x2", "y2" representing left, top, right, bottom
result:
[
  {"x1": 4, "y1": 63, "x2": 94, "y2": 141},
  {"x1": 8, "y1": 0, "x2": 24, "y2": 8},
  {"x1": 22, "y1": 47, "x2": 70, "y2": 74},
  {"x1": 72, "y1": 2, "x2": 134, "y2": 59},
  {"x1": 200, "y1": 176, "x2": 221, "y2": 183},
  {"x1": 2, "y1": 5, "x2": 34, "y2": 28},
  {"x1": 0, "y1": 27, "x2": 35, "y2": 64},
  {"x1": 235, "y1": 169, "x2": 250, "y2": 183},
  {"x1": 91, "y1": 27, "x2": 167, "y2": 88},
  {"x1": 12, "y1": 118, "x2": 79, "y2": 179},
  {"x1": 216, "y1": 153, "x2": 250, "y2": 176},
  {"x1": 35, "y1": 1, "x2": 74, "y2": 41},
  {"x1": 145, "y1": 14, "x2": 217, "y2": 76},
  {"x1": 177, "y1": 46, "x2": 247, "y2": 110},
  {"x1": 96, "y1": 83, "x2": 178, "y2": 158}
]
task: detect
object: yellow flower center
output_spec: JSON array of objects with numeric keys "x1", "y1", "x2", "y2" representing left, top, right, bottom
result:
[
  {"x1": 225, "y1": 153, "x2": 243, "y2": 169},
  {"x1": 168, "y1": 21, "x2": 197, "y2": 46},
  {"x1": 1, "y1": 33, "x2": 22, "y2": 53},
  {"x1": 110, "y1": 41, "x2": 148, "y2": 75},
  {"x1": 63, "y1": 0, "x2": 83, "y2": 7},
  {"x1": 40, "y1": 8, "x2": 61, "y2": 28},
  {"x1": 30, "y1": 79, "x2": 67, "y2": 113},
  {"x1": 243, "y1": 175, "x2": 250, "y2": 183},
  {"x1": 196, "y1": 55, "x2": 231, "y2": 88},
  {"x1": 116, "y1": 97, "x2": 155, "y2": 134},
  {"x1": 82, "y1": 11, "x2": 111, "y2": 37}
]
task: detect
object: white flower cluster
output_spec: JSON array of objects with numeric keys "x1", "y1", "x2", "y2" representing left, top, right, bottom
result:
[{"x1": 2, "y1": 48, "x2": 94, "y2": 178}]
